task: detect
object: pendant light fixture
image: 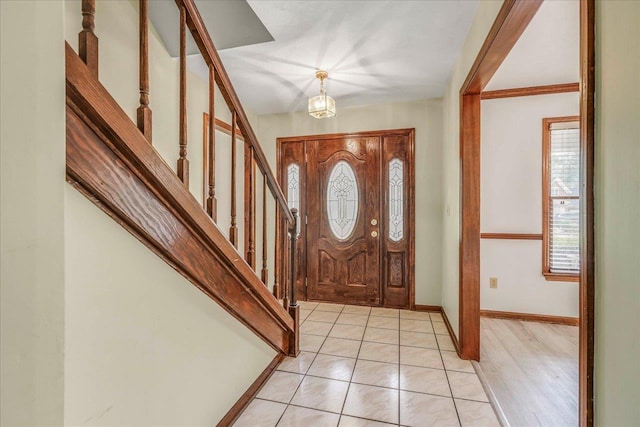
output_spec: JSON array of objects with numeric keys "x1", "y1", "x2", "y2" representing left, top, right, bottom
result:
[{"x1": 308, "y1": 70, "x2": 336, "y2": 119}]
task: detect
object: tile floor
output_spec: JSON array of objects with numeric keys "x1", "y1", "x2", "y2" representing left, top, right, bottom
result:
[{"x1": 233, "y1": 302, "x2": 500, "y2": 427}]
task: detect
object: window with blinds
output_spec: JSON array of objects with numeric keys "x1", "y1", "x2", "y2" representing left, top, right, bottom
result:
[{"x1": 543, "y1": 117, "x2": 580, "y2": 280}]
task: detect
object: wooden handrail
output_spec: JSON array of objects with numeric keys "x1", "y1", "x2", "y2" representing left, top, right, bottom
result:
[
  {"x1": 65, "y1": 44, "x2": 295, "y2": 352},
  {"x1": 69, "y1": 0, "x2": 299, "y2": 356},
  {"x1": 174, "y1": 0, "x2": 293, "y2": 225}
]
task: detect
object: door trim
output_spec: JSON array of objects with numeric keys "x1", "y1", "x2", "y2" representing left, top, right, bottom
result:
[
  {"x1": 457, "y1": 1, "x2": 595, "y2": 426},
  {"x1": 277, "y1": 128, "x2": 415, "y2": 309}
]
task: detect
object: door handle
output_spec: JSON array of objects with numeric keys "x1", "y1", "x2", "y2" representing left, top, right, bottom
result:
[
  {"x1": 371, "y1": 219, "x2": 378, "y2": 226},
  {"x1": 371, "y1": 230, "x2": 378, "y2": 238}
]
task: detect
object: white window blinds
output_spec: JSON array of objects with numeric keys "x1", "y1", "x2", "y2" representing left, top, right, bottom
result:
[{"x1": 548, "y1": 122, "x2": 580, "y2": 273}]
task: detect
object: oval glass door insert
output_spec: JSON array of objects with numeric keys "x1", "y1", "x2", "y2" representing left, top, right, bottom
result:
[{"x1": 327, "y1": 160, "x2": 359, "y2": 240}]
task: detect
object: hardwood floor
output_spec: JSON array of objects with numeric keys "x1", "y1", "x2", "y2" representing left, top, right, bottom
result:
[{"x1": 478, "y1": 318, "x2": 578, "y2": 427}]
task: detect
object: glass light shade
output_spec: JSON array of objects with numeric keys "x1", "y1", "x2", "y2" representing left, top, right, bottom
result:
[{"x1": 308, "y1": 93, "x2": 336, "y2": 118}]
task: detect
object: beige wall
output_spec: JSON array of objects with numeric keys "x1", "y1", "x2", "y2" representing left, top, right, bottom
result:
[
  {"x1": 480, "y1": 93, "x2": 580, "y2": 317},
  {"x1": 255, "y1": 99, "x2": 444, "y2": 305},
  {"x1": 441, "y1": 0, "x2": 504, "y2": 337},
  {"x1": 595, "y1": 1, "x2": 640, "y2": 425},
  {"x1": 64, "y1": 188, "x2": 274, "y2": 426},
  {"x1": 61, "y1": 0, "x2": 275, "y2": 424},
  {"x1": 66, "y1": 0, "x2": 261, "y2": 280},
  {"x1": 441, "y1": 0, "x2": 640, "y2": 423},
  {"x1": 0, "y1": 1, "x2": 66, "y2": 425}
]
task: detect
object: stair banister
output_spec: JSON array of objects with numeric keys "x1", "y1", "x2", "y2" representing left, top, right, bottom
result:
[{"x1": 68, "y1": 0, "x2": 299, "y2": 356}]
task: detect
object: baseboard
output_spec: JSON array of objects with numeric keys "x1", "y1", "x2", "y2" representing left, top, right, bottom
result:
[
  {"x1": 217, "y1": 353, "x2": 285, "y2": 426},
  {"x1": 414, "y1": 304, "x2": 442, "y2": 312},
  {"x1": 413, "y1": 305, "x2": 463, "y2": 357},
  {"x1": 480, "y1": 310, "x2": 579, "y2": 326},
  {"x1": 440, "y1": 308, "x2": 462, "y2": 356},
  {"x1": 414, "y1": 305, "x2": 463, "y2": 357}
]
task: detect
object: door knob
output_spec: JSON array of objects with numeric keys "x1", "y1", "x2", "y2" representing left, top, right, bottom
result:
[
  {"x1": 371, "y1": 219, "x2": 378, "y2": 226},
  {"x1": 371, "y1": 230, "x2": 378, "y2": 238}
]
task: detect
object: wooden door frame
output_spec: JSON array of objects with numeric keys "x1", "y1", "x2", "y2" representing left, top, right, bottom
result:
[
  {"x1": 277, "y1": 128, "x2": 415, "y2": 309},
  {"x1": 457, "y1": 1, "x2": 594, "y2": 426}
]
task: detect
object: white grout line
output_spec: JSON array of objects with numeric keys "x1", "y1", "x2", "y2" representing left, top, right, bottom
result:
[
  {"x1": 337, "y1": 305, "x2": 372, "y2": 426},
  {"x1": 275, "y1": 303, "x2": 346, "y2": 426},
  {"x1": 241, "y1": 304, "x2": 468, "y2": 427},
  {"x1": 435, "y1": 327, "x2": 464, "y2": 427}
]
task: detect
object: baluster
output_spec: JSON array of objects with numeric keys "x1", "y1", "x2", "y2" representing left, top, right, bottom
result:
[
  {"x1": 79, "y1": 0, "x2": 98, "y2": 78},
  {"x1": 177, "y1": 5, "x2": 189, "y2": 185},
  {"x1": 273, "y1": 207, "x2": 281, "y2": 298},
  {"x1": 287, "y1": 208, "x2": 300, "y2": 357},
  {"x1": 229, "y1": 111, "x2": 238, "y2": 247},
  {"x1": 206, "y1": 65, "x2": 217, "y2": 220},
  {"x1": 282, "y1": 213, "x2": 289, "y2": 302},
  {"x1": 261, "y1": 175, "x2": 268, "y2": 285},
  {"x1": 245, "y1": 145, "x2": 256, "y2": 268},
  {"x1": 137, "y1": 0, "x2": 152, "y2": 143}
]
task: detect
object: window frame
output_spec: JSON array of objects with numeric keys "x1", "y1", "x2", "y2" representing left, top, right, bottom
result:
[{"x1": 542, "y1": 115, "x2": 581, "y2": 282}]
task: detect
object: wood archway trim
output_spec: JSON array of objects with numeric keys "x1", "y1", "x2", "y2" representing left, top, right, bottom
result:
[
  {"x1": 458, "y1": 1, "x2": 595, "y2": 427},
  {"x1": 458, "y1": 0, "x2": 543, "y2": 362}
]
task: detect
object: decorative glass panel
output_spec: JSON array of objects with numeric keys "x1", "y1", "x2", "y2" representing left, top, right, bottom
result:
[
  {"x1": 327, "y1": 161, "x2": 358, "y2": 240},
  {"x1": 389, "y1": 158, "x2": 404, "y2": 241},
  {"x1": 287, "y1": 164, "x2": 301, "y2": 236}
]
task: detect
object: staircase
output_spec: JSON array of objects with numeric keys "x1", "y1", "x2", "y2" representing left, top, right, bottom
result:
[{"x1": 65, "y1": 0, "x2": 299, "y2": 356}]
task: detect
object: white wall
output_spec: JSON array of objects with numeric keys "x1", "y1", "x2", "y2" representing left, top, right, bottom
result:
[
  {"x1": 480, "y1": 93, "x2": 579, "y2": 317},
  {"x1": 594, "y1": 1, "x2": 640, "y2": 425},
  {"x1": 1, "y1": 1, "x2": 66, "y2": 425},
  {"x1": 441, "y1": 0, "x2": 504, "y2": 337},
  {"x1": 255, "y1": 99, "x2": 444, "y2": 305}
]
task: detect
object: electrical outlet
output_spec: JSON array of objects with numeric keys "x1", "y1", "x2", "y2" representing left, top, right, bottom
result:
[{"x1": 490, "y1": 277, "x2": 498, "y2": 288}]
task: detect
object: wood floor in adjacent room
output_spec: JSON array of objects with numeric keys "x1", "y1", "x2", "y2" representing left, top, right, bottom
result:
[{"x1": 478, "y1": 318, "x2": 579, "y2": 427}]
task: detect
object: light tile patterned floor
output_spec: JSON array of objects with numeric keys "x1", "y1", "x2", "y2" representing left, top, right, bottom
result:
[{"x1": 233, "y1": 302, "x2": 500, "y2": 427}]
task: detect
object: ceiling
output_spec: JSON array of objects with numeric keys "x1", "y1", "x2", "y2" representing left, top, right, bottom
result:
[
  {"x1": 485, "y1": 0, "x2": 579, "y2": 90},
  {"x1": 168, "y1": 1, "x2": 480, "y2": 115},
  {"x1": 148, "y1": 1, "x2": 274, "y2": 54},
  {"x1": 149, "y1": 1, "x2": 580, "y2": 116}
]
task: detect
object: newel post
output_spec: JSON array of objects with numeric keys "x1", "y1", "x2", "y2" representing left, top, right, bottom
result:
[{"x1": 287, "y1": 208, "x2": 300, "y2": 357}]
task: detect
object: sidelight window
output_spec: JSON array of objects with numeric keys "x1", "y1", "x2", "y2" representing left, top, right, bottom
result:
[
  {"x1": 287, "y1": 163, "x2": 301, "y2": 237},
  {"x1": 389, "y1": 158, "x2": 404, "y2": 241}
]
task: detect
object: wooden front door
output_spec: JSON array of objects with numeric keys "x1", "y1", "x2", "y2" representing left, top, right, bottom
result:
[
  {"x1": 307, "y1": 137, "x2": 381, "y2": 305},
  {"x1": 278, "y1": 129, "x2": 414, "y2": 308}
]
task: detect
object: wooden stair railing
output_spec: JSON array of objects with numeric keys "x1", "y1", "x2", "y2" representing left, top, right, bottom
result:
[{"x1": 67, "y1": 0, "x2": 299, "y2": 356}]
